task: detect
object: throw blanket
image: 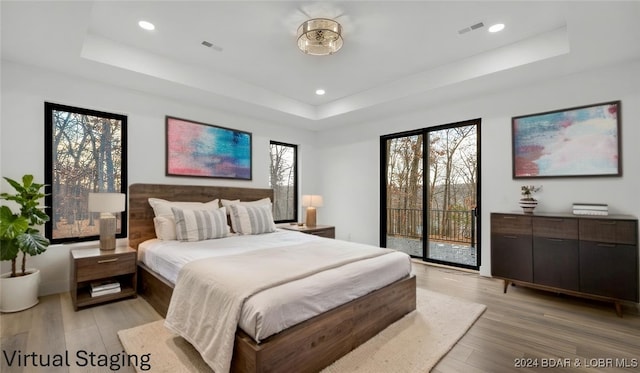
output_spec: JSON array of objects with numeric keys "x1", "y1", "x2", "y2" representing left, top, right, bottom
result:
[{"x1": 164, "y1": 240, "x2": 394, "y2": 373}]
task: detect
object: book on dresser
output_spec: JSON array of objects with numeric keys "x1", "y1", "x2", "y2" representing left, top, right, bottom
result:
[
  {"x1": 90, "y1": 280, "x2": 121, "y2": 297},
  {"x1": 572, "y1": 203, "x2": 608, "y2": 216}
]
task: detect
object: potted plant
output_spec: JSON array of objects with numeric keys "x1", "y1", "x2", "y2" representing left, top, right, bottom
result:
[
  {"x1": 519, "y1": 185, "x2": 541, "y2": 214},
  {"x1": 0, "y1": 175, "x2": 50, "y2": 312}
]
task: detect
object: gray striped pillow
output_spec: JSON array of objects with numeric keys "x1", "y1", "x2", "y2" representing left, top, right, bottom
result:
[
  {"x1": 228, "y1": 204, "x2": 276, "y2": 235},
  {"x1": 171, "y1": 207, "x2": 229, "y2": 241}
]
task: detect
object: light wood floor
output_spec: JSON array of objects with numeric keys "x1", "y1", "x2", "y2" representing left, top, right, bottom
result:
[{"x1": 1, "y1": 263, "x2": 639, "y2": 372}]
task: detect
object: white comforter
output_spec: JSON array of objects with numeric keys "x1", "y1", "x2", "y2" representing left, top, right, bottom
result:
[{"x1": 164, "y1": 239, "x2": 398, "y2": 373}]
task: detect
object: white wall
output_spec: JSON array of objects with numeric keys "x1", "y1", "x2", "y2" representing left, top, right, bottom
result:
[
  {"x1": 317, "y1": 59, "x2": 640, "y2": 278},
  {"x1": 0, "y1": 61, "x2": 320, "y2": 295},
  {"x1": 2, "y1": 58, "x2": 640, "y2": 296}
]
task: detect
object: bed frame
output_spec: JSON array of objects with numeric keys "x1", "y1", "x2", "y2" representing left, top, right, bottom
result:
[{"x1": 129, "y1": 183, "x2": 416, "y2": 373}]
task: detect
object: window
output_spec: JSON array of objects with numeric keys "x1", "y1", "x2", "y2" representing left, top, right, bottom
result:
[
  {"x1": 44, "y1": 103, "x2": 128, "y2": 244},
  {"x1": 269, "y1": 141, "x2": 297, "y2": 222}
]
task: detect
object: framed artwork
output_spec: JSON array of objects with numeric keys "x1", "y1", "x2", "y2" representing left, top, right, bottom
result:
[
  {"x1": 166, "y1": 116, "x2": 252, "y2": 180},
  {"x1": 512, "y1": 101, "x2": 621, "y2": 178}
]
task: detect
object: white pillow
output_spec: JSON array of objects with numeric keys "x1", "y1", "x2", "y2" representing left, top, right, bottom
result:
[
  {"x1": 220, "y1": 199, "x2": 240, "y2": 209},
  {"x1": 153, "y1": 216, "x2": 177, "y2": 241},
  {"x1": 148, "y1": 198, "x2": 219, "y2": 218},
  {"x1": 148, "y1": 198, "x2": 219, "y2": 240},
  {"x1": 221, "y1": 197, "x2": 271, "y2": 215},
  {"x1": 171, "y1": 207, "x2": 229, "y2": 242},
  {"x1": 228, "y1": 204, "x2": 276, "y2": 235}
]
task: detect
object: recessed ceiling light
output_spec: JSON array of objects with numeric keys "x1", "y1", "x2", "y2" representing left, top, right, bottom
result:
[
  {"x1": 488, "y1": 23, "x2": 505, "y2": 33},
  {"x1": 138, "y1": 20, "x2": 155, "y2": 31},
  {"x1": 315, "y1": 89, "x2": 326, "y2": 96}
]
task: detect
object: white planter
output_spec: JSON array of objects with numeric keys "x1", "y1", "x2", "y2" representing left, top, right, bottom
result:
[{"x1": 0, "y1": 269, "x2": 40, "y2": 312}]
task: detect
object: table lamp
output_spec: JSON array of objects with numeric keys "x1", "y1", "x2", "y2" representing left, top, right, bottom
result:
[
  {"x1": 302, "y1": 195, "x2": 323, "y2": 227},
  {"x1": 88, "y1": 192, "x2": 125, "y2": 250}
]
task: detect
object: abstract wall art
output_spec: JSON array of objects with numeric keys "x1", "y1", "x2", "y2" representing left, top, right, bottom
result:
[
  {"x1": 166, "y1": 116, "x2": 252, "y2": 180},
  {"x1": 512, "y1": 101, "x2": 621, "y2": 178}
]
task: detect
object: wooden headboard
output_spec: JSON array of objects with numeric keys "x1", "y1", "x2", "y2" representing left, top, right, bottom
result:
[{"x1": 128, "y1": 183, "x2": 274, "y2": 249}]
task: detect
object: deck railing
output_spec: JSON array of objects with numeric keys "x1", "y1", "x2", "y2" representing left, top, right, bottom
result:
[{"x1": 386, "y1": 208, "x2": 475, "y2": 245}]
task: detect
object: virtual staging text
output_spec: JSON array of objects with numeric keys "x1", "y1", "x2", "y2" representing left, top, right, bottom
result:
[{"x1": 3, "y1": 350, "x2": 151, "y2": 371}]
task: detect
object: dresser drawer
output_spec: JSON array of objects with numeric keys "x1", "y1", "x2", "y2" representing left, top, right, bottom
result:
[
  {"x1": 75, "y1": 252, "x2": 136, "y2": 282},
  {"x1": 579, "y1": 241, "x2": 639, "y2": 302},
  {"x1": 491, "y1": 214, "x2": 532, "y2": 235},
  {"x1": 579, "y1": 219, "x2": 637, "y2": 244},
  {"x1": 491, "y1": 234, "x2": 533, "y2": 282},
  {"x1": 533, "y1": 216, "x2": 578, "y2": 239},
  {"x1": 533, "y1": 236, "x2": 579, "y2": 291}
]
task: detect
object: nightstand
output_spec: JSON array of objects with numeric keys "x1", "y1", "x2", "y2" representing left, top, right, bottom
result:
[
  {"x1": 70, "y1": 246, "x2": 137, "y2": 311},
  {"x1": 280, "y1": 224, "x2": 335, "y2": 239}
]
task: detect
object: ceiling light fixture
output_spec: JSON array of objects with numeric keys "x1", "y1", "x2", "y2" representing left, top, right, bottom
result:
[
  {"x1": 138, "y1": 20, "x2": 155, "y2": 31},
  {"x1": 297, "y1": 18, "x2": 343, "y2": 56},
  {"x1": 315, "y1": 89, "x2": 326, "y2": 96},
  {"x1": 488, "y1": 23, "x2": 505, "y2": 33}
]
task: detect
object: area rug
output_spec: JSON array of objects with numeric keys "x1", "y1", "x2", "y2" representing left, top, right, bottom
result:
[{"x1": 118, "y1": 288, "x2": 486, "y2": 373}]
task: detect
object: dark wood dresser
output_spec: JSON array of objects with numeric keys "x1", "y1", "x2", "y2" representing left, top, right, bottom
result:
[{"x1": 491, "y1": 212, "x2": 638, "y2": 316}]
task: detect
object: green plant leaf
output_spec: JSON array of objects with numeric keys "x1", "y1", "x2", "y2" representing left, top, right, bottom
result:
[
  {"x1": 21, "y1": 174, "x2": 34, "y2": 188},
  {"x1": 0, "y1": 206, "x2": 29, "y2": 239},
  {"x1": 3, "y1": 176, "x2": 25, "y2": 194},
  {"x1": 16, "y1": 232, "x2": 49, "y2": 256},
  {"x1": 0, "y1": 238, "x2": 20, "y2": 261}
]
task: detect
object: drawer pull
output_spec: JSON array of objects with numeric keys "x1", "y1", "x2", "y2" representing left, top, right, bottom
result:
[
  {"x1": 599, "y1": 221, "x2": 617, "y2": 225},
  {"x1": 597, "y1": 243, "x2": 616, "y2": 248},
  {"x1": 97, "y1": 258, "x2": 119, "y2": 264},
  {"x1": 502, "y1": 216, "x2": 517, "y2": 220},
  {"x1": 503, "y1": 235, "x2": 518, "y2": 239},
  {"x1": 546, "y1": 238, "x2": 565, "y2": 242}
]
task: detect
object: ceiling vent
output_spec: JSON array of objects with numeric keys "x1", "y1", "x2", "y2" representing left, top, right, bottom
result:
[
  {"x1": 201, "y1": 40, "x2": 223, "y2": 52},
  {"x1": 458, "y1": 22, "x2": 485, "y2": 35}
]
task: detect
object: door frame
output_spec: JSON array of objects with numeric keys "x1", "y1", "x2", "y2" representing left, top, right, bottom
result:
[{"x1": 380, "y1": 119, "x2": 481, "y2": 271}]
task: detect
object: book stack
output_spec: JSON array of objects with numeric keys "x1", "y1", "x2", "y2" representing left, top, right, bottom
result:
[
  {"x1": 90, "y1": 280, "x2": 121, "y2": 297},
  {"x1": 572, "y1": 203, "x2": 608, "y2": 216}
]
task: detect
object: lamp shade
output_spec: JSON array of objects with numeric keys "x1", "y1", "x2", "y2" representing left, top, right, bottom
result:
[
  {"x1": 88, "y1": 193, "x2": 126, "y2": 213},
  {"x1": 302, "y1": 195, "x2": 323, "y2": 207}
]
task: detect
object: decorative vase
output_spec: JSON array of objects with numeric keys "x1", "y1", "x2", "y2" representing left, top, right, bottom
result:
[
  {"x1": 0, "y1": 269, "x2": 40, "y2": 312},
  {"x1": 519, "y1": 199, "x2": 538, "y2": 214}
]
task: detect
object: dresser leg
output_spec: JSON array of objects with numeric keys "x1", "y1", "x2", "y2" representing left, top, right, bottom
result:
[
  {"x1": 503, "y1": 280, "x2": 510, "y2": 293},
  {"x1": 614, "y1": 302, "x2": 623, "y2": 318}
]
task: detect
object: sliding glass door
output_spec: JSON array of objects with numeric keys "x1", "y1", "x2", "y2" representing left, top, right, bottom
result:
[
  {"x1": 383, "y1": 133, "x2": 424, "y2": 257},
  {"x1": 381, "y1": 120, "x2": 480, "y2": 270}
]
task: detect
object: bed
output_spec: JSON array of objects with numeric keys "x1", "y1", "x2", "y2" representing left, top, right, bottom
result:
[{"x1": 129, "y1": 183, "x2": 416, "y2": 373}]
